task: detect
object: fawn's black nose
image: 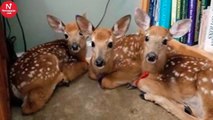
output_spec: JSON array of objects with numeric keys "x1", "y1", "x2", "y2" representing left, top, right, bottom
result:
[
  {"x1": 146, "y1": 52, "x2": 158, "y2": 63},
  {"x1": 71, "y1": 43, "x2": 79, "y2": 51},
  {"x1": 95, "y1": 57, "x2": 105, "y2": 67}
]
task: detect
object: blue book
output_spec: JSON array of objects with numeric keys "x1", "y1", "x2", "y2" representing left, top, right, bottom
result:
[
  {"x1": 158, "y1": 0, "x2": 172, "y2": 29},
  {"x1": 148, "y1": 0, "x2": 155, "y2": 26},
  {"x1": 187, "y1": 0, "x2": 197, "y2": 45}
]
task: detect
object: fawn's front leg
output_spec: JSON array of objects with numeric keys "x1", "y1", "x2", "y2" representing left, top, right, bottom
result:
[
  {"x1": 140, "y1": 93, "x2": 199, "y2": 120},
  {"x1": 100, "y1": 69, "x2": 140, "y2": 89},
  {"x1": 61, "y1": 61, "x2": 88, "y2": 85}
]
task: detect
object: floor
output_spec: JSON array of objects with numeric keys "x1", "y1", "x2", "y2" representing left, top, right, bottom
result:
[{"x1": 12, "y1": 74, "x2": 178, "y2": 120}]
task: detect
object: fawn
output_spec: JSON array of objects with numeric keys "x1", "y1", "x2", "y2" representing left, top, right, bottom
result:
[
  {"x1": 10, "y1": 14, "x2": 88, "y2": 114},
  {"x1": 75, "y1": 15, "x2": 144, "y2": 89},
  {"x1": 133, "y1": 8, "x2": 213, "y2": 120}
]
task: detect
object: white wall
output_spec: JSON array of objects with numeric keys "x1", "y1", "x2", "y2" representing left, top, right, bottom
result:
[{"x1": 9, "y1": 0, "x2": 140, "y2": 52}]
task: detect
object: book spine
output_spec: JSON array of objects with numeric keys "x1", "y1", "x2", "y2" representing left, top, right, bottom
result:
[
  {"x1": 159, "y1": 0, "x2": 172, "y2": 29},
  {"x1": 175, "y1": 0, "x2": 183, "y2": 42},
  {"x1": 180, "y1": 0, "x2": 189, "y2": 43},
  {"x1": 176, "y1": 0, "x2": 183, "y2": 21},
  {"x1": 203, "y1": 4, "x2": 213, "y2": 53},
  {"x1": 194, "y1": 0, "x2": 202, "y2": 44},
  {"x1": 171, "y1": 0, "x2": 177, "y2": 25},
  {"x1": 142, "y1": 0, "x2": 150, "y2": 13},
  {"x1": 201, "y1": 0, "x2": 211, "y2": 10},
  {"x1": 198, "y1": 9, "x2": 209, "y2": 49},
  {"x1": 148, "y1": 0, "x2": 155, "y2": 26},
  {"x1": 187, "y1": 0, "x2": 197, "y2": 46}
]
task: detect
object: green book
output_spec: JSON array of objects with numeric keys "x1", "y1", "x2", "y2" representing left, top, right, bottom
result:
[
  {"x1": 175, "y1": 0, "x2": 183, "y2": 42},
  {"x1": 194, "y1": 0, "x2": 202, "y2": 44},
  {"x1": 180, "y1": 0, "x2": 189, "y2": 43},
  {"x1": 201, "y1": 0, "x2": 211, "y2": 10}
]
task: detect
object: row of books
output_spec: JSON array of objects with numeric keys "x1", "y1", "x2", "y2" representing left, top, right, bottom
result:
[{"x1": 141, "y1": 0, "x2": 211, "y2": 46}]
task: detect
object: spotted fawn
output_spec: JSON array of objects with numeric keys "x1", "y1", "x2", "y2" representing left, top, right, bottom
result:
[
  {"x1": 75, "y1": 15, "x2": 144, "y2": 89},
  {"x1": 10, "y1": 14, "x2": 88, "y2": 114},
  {"x1": 134, "y1": 8, "x2": 213, "y2": 120}
]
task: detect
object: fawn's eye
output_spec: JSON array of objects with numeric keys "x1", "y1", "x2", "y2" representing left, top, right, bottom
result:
[
  {"x1": 145, "y1": 36, "x2": 149, "y2": 42},
  {"x1": 79, "y1": 32, "x2": 83, "y2": 36},
  {"x1": 107, "y1": 42, "x2": 113, "y2": 48},
  {"x1": 91, "y1": 41, "x2": 95, "y2": 47},
  {"x1": 64, "y1": 34, "x2": 68, "y2": 39},
  {"x1": 162, "y1": 39, "x2": 168, "y2": 45}
]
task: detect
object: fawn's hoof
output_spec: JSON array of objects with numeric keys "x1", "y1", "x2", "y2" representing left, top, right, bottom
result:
[
  {"x1": 184, "y1": 105, "x2": 192, "y2": 115},
  {"x1": 126, "y1": 83, "x2": 137, "y2": 90},
  {"x1": 97, "y1": 74, "x2": 104, "y2": 87},
  {"x1": 140, "y1": 91, "x2": 146, "y2": 100}
]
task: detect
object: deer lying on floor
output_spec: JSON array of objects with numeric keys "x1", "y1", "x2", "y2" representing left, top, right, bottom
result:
[
  {"x1": 76, "y1": 15, "x2": 144, "y2": 89},
  {"x1": 133, "y1": 8, "x2": 213, "y2": 120},
  {"x1": 10, "y1": 14, "x2": 88, "y2": 114}
]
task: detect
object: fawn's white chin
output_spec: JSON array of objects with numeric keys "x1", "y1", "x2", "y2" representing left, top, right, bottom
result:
[
  {"x1": 71, "y1": 49, "x2": 80, "y2": 53},
  {"x1": 96, "y1": 66, "x2": 105, "y2": 70},
  {"x1": 146, "y1": 58, "x2": 157, "y2": 64}
]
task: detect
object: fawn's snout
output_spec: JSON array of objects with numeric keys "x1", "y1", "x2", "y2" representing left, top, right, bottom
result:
[
  {"x1": 146, "y1": 52, "x2": 158, "y2": 63},
  {"x1": 70, "y1": 42, "x2": 80, "y2": 52},
  {"x1": 95, "y1": 57, "x2": 105, "y2": 68}
]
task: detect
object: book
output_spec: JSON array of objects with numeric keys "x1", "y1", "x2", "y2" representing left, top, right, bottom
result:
[
  {"x1": 141, "y1": 0, "x2": 150, "y2": 13},
  {"x1": 203, "y1": 1, "x2": 213, "y2": 53},
  {"x1": 186, "y1": 0, "x2": 197, "y2": 46},
  {"x1": 171, "y1": 0, "x2": 177, "y2": 25},
  {"x1": 180, "y1": 0, "x2": 189, "y2": 43},
  {"x1": 158, "y1": 0, "x2": 172, "y2": 29},
  {"x1": 176, "y1": 0, "x2": 183, "y2": 21},
  {"x1": 148, "y1": 0, "x2": 155, "y2": 26},
  {"x1": 194, "y1": 0, "x2": 202, "y2": 44},
  {"x1": 198, "y1": 9, "x2": 209, "y2": 49}
]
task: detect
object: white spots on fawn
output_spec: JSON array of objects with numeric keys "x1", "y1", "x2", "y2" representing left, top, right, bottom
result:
[
  {"x1": 39, "y1": 68, "x2": 43, "y2": 72},
  {"x1": 209, "y1": 68, "x2": 213, "y2": 71},
  {"x1": 184, "y1": 76, "x2": 194, "y2": 81},
  {"x1": 211, "y1": 90, "x2": 213, "y2": 96},
  {"x1": 202, "y1": 77, "x2": 208, "y2": 82},
  {"x1": 123, "y1": 47, "x2": 128, "y2": 53},
  {"x1": 20, "y1": 81, "x2": 27, "y2": 88},
  {"x1": 170, "y1": 61, "x2": 175, "y2": 66},
  {"x1": 31, "y1": 67, "x2": 35, "y2": 70},
  {"x1": 201, "y1": 87, "x2": 209, "y2": 95},
  {"x1": 180, "y1": 73, "x2": 185, "y2": 77},
  {"x1": 157, "y1": 74, "x2": 163, "y2": 81},
  {"x1": 35, "y1": 64, "x2": 39, "y2": 67},
  {"x1": 180, "y1": 64, "x2": 186, "y2": 68},
  {"x1": 47, "y1": 67, "x2": 50, "y2": 71},
  {"x1": 211, "y1": 78, "x2": 213, "y2": 84},
  {"x1": 172, "y1": 70, "x2": 180, "y2": 77},
  {"x1": 47, "y1": 62, "x2": 53, "y2": 65},
  {"x1": 170, "y1": 77, "x2": 176, "y2": 83},
  {"x1": 193, "y1": 68, "x2": 199, "y2": 72}
]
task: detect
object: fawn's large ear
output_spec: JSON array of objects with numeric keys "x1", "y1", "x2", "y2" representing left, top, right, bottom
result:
[
  {"x1": 134, "y1": 8, "x2": 150, "y2": 31},
  {"x1": 47, "y1": 14, "x2": 65, "y2": 33},
  {"x1": 76, "y1": 15, "x2": 94, "y2": 36},
  {"x1": 169, "y1": 19, "x2": 192, "y2": 38},
  {"x1": 112, "y1": 15, "x2": 131, "y2": 38},
  {"x1": 82, "y1": 13, "x2": 87, "y2": 18}
]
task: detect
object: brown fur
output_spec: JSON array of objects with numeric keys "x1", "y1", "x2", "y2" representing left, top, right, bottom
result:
[
  {"x1": 89, "y1": 31, "x2": 144, "y2": 88},
  {"x1": 137, "y1": 26, "x2": 213, "y2": 120},
  {"x1": 10, "y1": 19, "x2": 88, "y2": 114}
]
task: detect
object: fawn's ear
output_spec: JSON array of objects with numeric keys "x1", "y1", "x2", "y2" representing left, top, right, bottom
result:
[
  {"x1": 76, "y1": 15, "x2": 94, "y2": 36},
  {"x1": 112, "y1": 15, "x2": 131, "y2": 38},
  {"x1": 47, "y1": 14, "x2": 65, "y2": 33},
  {"x1": 169, "y1": 19, "x2": 192, "y2": 38},
  {"x1": 134, "y1": 8, "x2": 150, "y2": 31},
  {"x1": 82, "y1": 13, "x2": 87, "y2": 18}
]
